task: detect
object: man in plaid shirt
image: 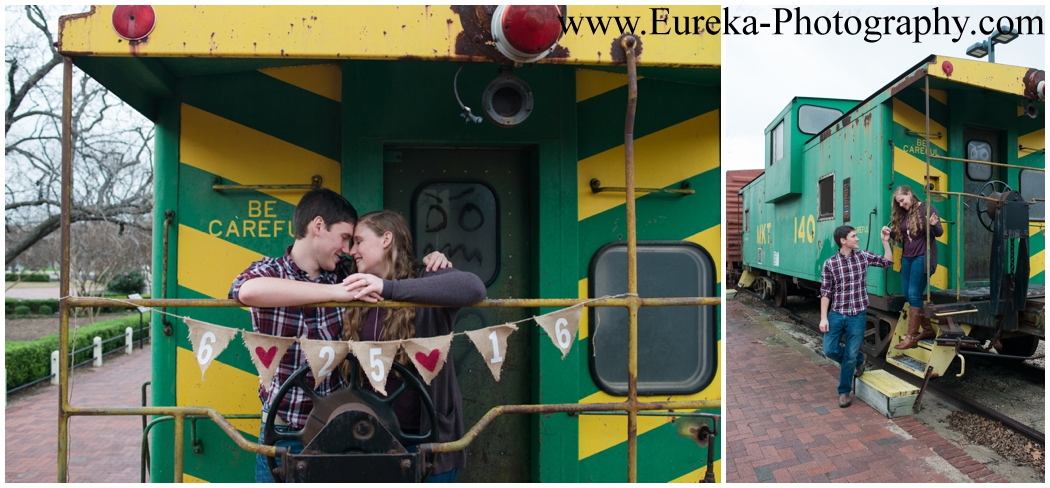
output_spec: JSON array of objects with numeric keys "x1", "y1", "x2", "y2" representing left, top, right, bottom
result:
[
  {"x1": 230, "y1": 189, "x2": 449, "y2": 482},
  {"x1": 819, "y1": 225, "x2": 893, "y2": 408}
]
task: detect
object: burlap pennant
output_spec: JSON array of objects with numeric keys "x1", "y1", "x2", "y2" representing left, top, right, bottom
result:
[
  {"x1": 348, "y1": 341, "x2": 401, "y2": 395},
  {"x1": 185, "y1": 318, "x2": 239, "y2": 381},
  {"x1": 465, "y1": 324, "x2": 518, "y2": 382},
  {"x1": 241, "y1": 330, "x2": 296, "y2": 389},
  {"x1": 299, "y1": 337, "x2": 350, "y2": 389},
  {"x1": 401, "y1": 335, "x2": 454, "y2": 385},
  {"x1": 534, "y1": 304, "x2": 583, "y2": 359}
]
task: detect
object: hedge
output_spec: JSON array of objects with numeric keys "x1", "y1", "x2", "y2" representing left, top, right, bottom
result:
[
  {"x1": 5, "y1": 296, "x2": 151, "y2": 316},
  {"x1": 5, "y1": 273, "x2": 50, "y2": 282},
  {"x1": 5, "y1": 315, "x2": 150, "y2": 391}
]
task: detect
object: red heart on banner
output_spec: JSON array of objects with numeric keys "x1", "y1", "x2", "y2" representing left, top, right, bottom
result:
[
  {"x1": 256, "y1": 346, "x2": 278, "y2": 369},
  {"x1": 414, "y1": 349, "x2": 440, "y2": 372}
]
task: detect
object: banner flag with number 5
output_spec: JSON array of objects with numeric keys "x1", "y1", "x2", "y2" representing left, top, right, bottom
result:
[
  {"x1": 299, "y1": 338, "x2": 350, "y2": 388},
  {"x1": 534, "y1": 304, "x2": 583, "y2": 359},
  {"x1": 241, "y1": 330, "x2": 296, "y2": 390},
  {"x1": 185, "y1": 318, "x2": 240, "y2": 381},
  {"x1": 401, "y1": 334, "x2": 454, "y2": 385},
  {"x1": 465, "y1": 324, "x2": 518, "y2": 381},
  {"x1": 348, "y1": 340, "x2": 400, "y2": 395}
]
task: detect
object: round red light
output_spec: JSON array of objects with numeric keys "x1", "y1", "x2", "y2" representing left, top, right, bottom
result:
[
  {"x1": 941, "y1": 60, "x2": 954, "y2": 77},
  {"x1": 112, "y1": 5, "x2": 156, "y2": 41},
  {"x1": 491, "y1": 5, "x2": 563, "y2": 63}
]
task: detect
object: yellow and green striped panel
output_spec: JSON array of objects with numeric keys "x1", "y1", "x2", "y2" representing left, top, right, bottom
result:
[
  {"x1": 173, "y1": 64, "x2": 342, "y2": 482},
  {"x1": 572, "y1": 68, "x2": 720, "y2": 482},
  {"x1": 1018, "y1": 110, "x2": 1045, "y2": 283}
]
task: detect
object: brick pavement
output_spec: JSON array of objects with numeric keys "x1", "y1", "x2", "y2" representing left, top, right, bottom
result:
[
  {"x1": 6, "y1": 344, "x2": 152, "y2": 483},
  {"x1": 726, "y1": 299, "x2": 1005, "y2": 483}
]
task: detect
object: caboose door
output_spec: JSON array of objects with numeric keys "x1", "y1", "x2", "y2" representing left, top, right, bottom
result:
[
  {"x1": 383, "y1": 147, "x2": 533, "y2": 482},
  {"x1": 961, "y1": 127, "x2": 1005, "y2": 285}
]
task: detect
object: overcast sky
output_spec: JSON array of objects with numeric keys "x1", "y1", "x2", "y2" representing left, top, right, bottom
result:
[{"x1": 723, "y1": 4, "x2": 1046, "y2": 172}]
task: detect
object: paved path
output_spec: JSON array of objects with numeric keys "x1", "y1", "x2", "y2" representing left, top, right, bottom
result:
[
  {"x1": 725, "y1": 298, "x2": 1006, "y2": 483},
  {"x1": 6, "y1": 344, "x2": 151, "y2": 483}
]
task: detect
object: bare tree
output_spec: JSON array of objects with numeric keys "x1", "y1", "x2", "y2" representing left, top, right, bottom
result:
[{"x1": 5, "y1": 5, "x2": 154, "y2": 266}]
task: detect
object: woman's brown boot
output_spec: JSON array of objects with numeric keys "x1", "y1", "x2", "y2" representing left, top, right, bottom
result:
[
  {"x1": 915, "y1": 307, "x2": 935, "y2": 341},
  {"x1": 894, "y1": 310, "x2": 922, "y2": 349}
]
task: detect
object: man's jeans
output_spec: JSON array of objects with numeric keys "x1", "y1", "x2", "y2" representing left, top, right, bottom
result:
[
  {"x1": 823, "y1": 311, "x2": 866, "y2": 395},
  {"x1": 256, "y1": 414, "x2": 304, "y2": 483}
]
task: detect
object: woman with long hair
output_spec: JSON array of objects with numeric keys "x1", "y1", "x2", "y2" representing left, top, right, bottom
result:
[
  {"x1": 340, "y1": 209, "x2": 485, "y2": 482},
  {"x1": 885, "y1": 185, "x2": 943, "y2": 349}
]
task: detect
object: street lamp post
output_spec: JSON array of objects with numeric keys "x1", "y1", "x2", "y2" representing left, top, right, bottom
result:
[{"x1": 965, "y1": 27, "x2": 1019, "y2": 63}]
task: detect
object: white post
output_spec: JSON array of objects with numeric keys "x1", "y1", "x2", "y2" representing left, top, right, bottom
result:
[
  {"x1": 93, "y1": 336, "x2": 103, "y2": 367},
  {"x1": 51, "y1": 350, "x2": 60, "y2": 385},
  {"x1": 125, "y1": 327, "x2": 134, "y2": 355}
]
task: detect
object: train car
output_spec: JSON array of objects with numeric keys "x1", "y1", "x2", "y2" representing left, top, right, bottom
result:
[
  {"x1": 739, "y1": 56, "x2": 1044, "y2": 379},
  {"x1": 56, "y1": 5, "x2": 721, "y2": 483},
  {"x1": 726, "y1": 170, "x2": 763, "y2": 287}
]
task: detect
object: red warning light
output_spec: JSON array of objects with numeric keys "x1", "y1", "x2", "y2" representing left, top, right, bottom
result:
[
  {"x1": 112, "y1": 6, "x2": 156, "y2": 41},
  {"x1": 491, "y1": 6, "x2": 563, "y2": 63},
  {"x1": 941, "y1": 60, "x2": 954, "y2": 77}
]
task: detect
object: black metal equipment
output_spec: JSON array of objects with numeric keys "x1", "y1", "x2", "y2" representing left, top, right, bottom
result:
[{"x1": 264, "y1": 358, "x2": 439, "y2": 483}]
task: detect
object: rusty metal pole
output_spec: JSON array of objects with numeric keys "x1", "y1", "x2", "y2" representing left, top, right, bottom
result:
[
  {"x1": 924, "y1": 71, "x2": 932, "y2": 304},
  {"x1": 57, "y1": 55, "x2": 74, "y2": 484},
  {"x1": 621, "y1": 34, "x2": 640, "y2": 483},
  {"x1": 173, "y1": 413, "x2": 185, "y2": 482}
]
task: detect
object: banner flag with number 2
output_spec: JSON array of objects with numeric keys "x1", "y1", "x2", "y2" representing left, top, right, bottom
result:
[
  {"x1": 534, "y1": 304, "x2": 583, "y2": 359},
  {"x1": 241, "y1": 330, "x2": 296, "y2": 390},
  {"x1": 185, "y1": 318, "x2": 240, "y2": 381},
  {"x1": 299, "y1": 338, "x2": 350, "y2": 388},
  {"x1": 349, "y1": 340, "x2": 400, "y2": 395},
  {"x1": 465, "y1": 324, "x2": 518, "y2": 381}
]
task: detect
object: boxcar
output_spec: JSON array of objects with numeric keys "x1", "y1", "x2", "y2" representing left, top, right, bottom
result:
[
  {"x1": 740, "y1": 56, "x2": 1044, "y2": 372},
  {"x1": 57, "y1": 5, "x2": 721, "y2": 483}
]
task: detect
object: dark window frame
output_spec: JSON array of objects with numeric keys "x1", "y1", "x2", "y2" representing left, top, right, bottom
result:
[
  {"x1": 1020, "y1": 168, "x2": 1045, "y2": 222},
  {"x1": 965, "y1": 139, "x2": 993, "y2": 181},
  {"x1": 770, "y1": 120, "x2": 784, "y2": 166},
  {"x1": 818, "y1": 173, "x2": 835, "y2": 221}
]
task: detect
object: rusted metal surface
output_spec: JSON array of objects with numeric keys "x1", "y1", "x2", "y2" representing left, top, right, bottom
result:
[
  {"x1": 453, "y1": 5, "x2": 569, "y2": 64},
  {"x1": 621, "y1": 34, "x2": 641, "y2": 484},
  {"x1": 161, "y1": 209, "x2": 174, "y2": 336},
  {"x1": 610, "y1": 33, "x2": 643, "y2": 64},
  {"x1": 589, "y1": 178, "x2": 695, "y2": 195},
  {"x1": 58, "y1": 55, "x2": 73, "y2": 484},
  {"x1": 212, "y1": 175, "x2": 322, "y2": 191},
  {"x1": 64, "y1": 296, "x2": 720, "y2": 310}
]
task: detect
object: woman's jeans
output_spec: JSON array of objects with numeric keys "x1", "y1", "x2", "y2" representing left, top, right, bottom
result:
[
  {"x1": 822, "y1": 311, "x2": 866, "y2": 395},
  {"x1": 255, "y1": 414, "x2": 304, "y2": 482},
  {"x1": 900, "y1": 255, "x2": 927, "y2": 309}
]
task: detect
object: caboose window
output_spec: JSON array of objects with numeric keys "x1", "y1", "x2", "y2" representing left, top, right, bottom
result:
[
  {"x1": 770, "y1": 121, "x2": 784, "y2": 166},
  {"x1": 412, "y1": 182, "x2": 500, "y2": 285},
  {"x1": 744, "y1": 209, "x2": 749, "y2": 233},
  {"x1": 797, "y1": 105, "x2": 843, "y2": 135},
  {"x1": 1020, "y1": 169, "x2": 1044, "y2": 221},
  {"x1": 587, "y1": 242, "x2": 717, "y2": 396},
  {"x1": 818, "y1": 173, "x2": 835, "y2": 221},
  {"x1": 966, "y1": 140, "x2": 993, "y2": 181}
]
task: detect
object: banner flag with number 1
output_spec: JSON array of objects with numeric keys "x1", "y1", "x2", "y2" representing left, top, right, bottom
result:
[
  {"x1": 534, "y1": 305, "x2": 583, "y2": 359},
  {"x1": 465, "y1": 324, "x2": 518, "y2": 381},
  {"x1": 185, "y1": 318, "x2": 239, "y2": 381}
]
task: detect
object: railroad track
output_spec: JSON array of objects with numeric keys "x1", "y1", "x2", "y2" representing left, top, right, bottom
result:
[{"x1": 734, "y1": 287, "x2": 1045, "y2": 445}]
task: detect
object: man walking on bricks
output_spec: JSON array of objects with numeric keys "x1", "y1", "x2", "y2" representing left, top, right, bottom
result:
[{"x1": 819, "y1": 225, "x2": 893, "y2": 408}]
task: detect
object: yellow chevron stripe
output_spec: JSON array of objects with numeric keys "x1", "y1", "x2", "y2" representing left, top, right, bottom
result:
[
  {"x1": 670, "y1": 461, "x2": 720, "y2": 483},
  {"x1": 259, "y1": 64, "x2": 342, "y2": 102},
  {"x1": 892, "y1": 244, "x2": 948, "y2": 289},
  {"x1": 1018, "y1": 128, "x2": 1045, "y2": 159},
  {"x1": 1032, "y1": 249, "x2": 1045, "y2": 279},
  {"x1": 178, "y1": 224, "x2": 264, "y2": 301},
  {"x1": 180, "y1": 104, "x2": 340, "y2": 206},
  {"x1": 686, "y1": 225, "x2": 721, "y2": 285},
  {"x1": 576, "y1": 69, "x2": 643, "y2": 103},
  {"x1": 176, "y1": 347, "x2": 262, "y2": 436},
  {"x1": 893, "y1": 148, "x2": 949, "y2": 248},
  {"x1": 921, "y1": 88, "x2": 947, "y2": 106},
  {"x1": 577, "y1": 340, "x2": 722, "y2": 460},
  {"x1": 893, "y1": 98, "x2": 947, "y2": 152},
  {"x1": 579, "y1": 110, "x2": 719, "y2": 221},
  {"x1": 183, "y1": 473, "x2": 208, "y2": 483}
]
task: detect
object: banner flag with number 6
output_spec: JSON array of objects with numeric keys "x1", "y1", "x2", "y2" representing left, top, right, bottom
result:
[
  {"x1": 299, "y1": 338, "x2": 350, "y2": 389},
  {"x1": 465, "y1": 324, "x2": 518, "y2": 381},
  {"x1": 348, "y1": 340, "x2": 400, "y2": 395},
  {"x1": 401, "y1": 334, "x2": 454, "y2": 385},
  {"x1": 241, "y1": 330, "x2": 296, "y2": 390},
  {"x1": 185, "y1": 318, "x2": 240, "y2": 381},
  {"x1": 534, "y1": 304, "x2": 583, "y2": 359}
]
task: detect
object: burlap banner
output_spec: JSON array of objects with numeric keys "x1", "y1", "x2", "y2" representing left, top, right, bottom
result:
[
  {"x1": 534, "y1": 304, "x2": 583, "y2": 359},
  {"x1": 299, "y1": 337, "x2": 350, "y2": 389},
  {"x1": 465, "y1": 324, "x2": 518, "y2": 382},
  {"x1": 401, "y1": 334, "x2": 454, "y2": 385},
  {"x1": 349, "y1": 340, "x2": 401, "y2": 395},
  {"x1": 241, "y1": 330, "x2": 296, "y2": 389},
  {"x1": 185, "y1": 318, "x2": 240, "y2": 381}
]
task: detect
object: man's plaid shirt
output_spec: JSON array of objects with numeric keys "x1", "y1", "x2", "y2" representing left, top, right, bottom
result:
[
  {"x1": 820, "y1": 249, "x2": 892, "y2": 316},
  {"x1": 229, "y1": 246, "x2": 354, "y2": 429}
]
